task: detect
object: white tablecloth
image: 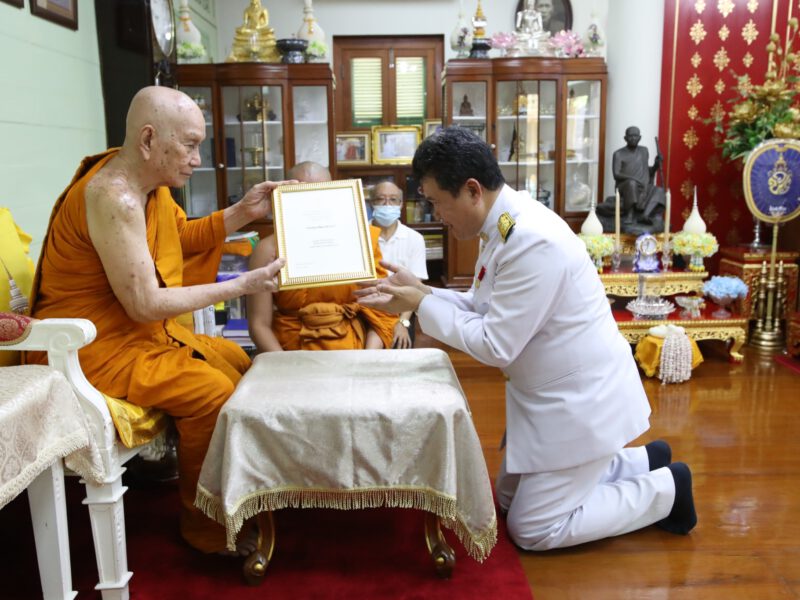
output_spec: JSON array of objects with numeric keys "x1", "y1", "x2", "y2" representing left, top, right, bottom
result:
[
  {"x1": 196, "y1": 348, "x2": 497, "y2": 562},
  {"x1": 0, "y1": 365, "x2": 104, "y2": 509}
]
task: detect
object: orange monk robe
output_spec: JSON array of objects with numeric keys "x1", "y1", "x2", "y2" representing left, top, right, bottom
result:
[
  {"x1": 272, "y1": 226, "x2": 398, "y2": 350},
  {"x1": 26, "y1": 149, "x2": 248, "y2": 553}
]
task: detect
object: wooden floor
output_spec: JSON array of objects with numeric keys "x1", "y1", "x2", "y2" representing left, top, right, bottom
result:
[{"x1": 420, "y1": 333, "x2": 800, "y2": 599}]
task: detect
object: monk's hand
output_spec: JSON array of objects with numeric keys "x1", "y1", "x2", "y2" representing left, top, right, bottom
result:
[
  {"x1": 241, "y1": 257, "x2": 285, "y2": 294},
  {"x1": 356, "y1": 280, "x2": 427, "y2": 314},
  {"x1": 238, "y1": 180, "x2": 298, "y2": 222}
]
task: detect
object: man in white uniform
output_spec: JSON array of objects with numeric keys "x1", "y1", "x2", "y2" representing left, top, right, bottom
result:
[
  {"x1": 368, "y1": 181, "x2": 428, "y2": 348},
  {"x1": 356, "y1": 127, "x2": 696, "y2": 550}
]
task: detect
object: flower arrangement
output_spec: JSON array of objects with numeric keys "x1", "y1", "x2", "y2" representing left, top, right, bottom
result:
[
  {"x1": 711, "y1": 17, "x2": 800, "y2": 160},
  {"x1": 578, "y1": 233, "x2": 614, "y2": 271},
  {"x1": 702, "y1": 276, "x2": 749, "y2": 300},
  {"x1": 177, "y1": 41, "x2": 206, "y2": 61},
  {"x1": 306, "y1": 40, "x2": 328, "y2": 60},
  {"x1": 548, "y1": 30, "x2": 584, "y2": 58},
  {"x1": 671, "y1": 231, "x2": 718, "y2": 258},
  {"x1": 490, "y1": 31, "x2": 517, "y2": 56}
]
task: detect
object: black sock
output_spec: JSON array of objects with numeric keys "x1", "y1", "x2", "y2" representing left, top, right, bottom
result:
[
  {"x1": 645, "y1": 440, "x2": 672, "y2": 471},
  {"x1": 657, "y1": 462, "x2": 697, "y2": 535}
]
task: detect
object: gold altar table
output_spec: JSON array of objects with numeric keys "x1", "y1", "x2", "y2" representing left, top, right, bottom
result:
[
  {"x1": 613, "y1": 306, "x2": 748, "y2": 362},
  {"x1": 718, "y1": 246, "x2": 799, "y2": 318},
  {"x1": 196, "y1": 349, "x2": 497, "y2": 584}
]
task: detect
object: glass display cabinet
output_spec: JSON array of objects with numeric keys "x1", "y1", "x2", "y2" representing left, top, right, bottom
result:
[
  {"x1": 176, "y1": 63, "x2": 334, "y2": 228},
  {"x1": 442, "y1": 57, "x2": 607, "y2": 287}
]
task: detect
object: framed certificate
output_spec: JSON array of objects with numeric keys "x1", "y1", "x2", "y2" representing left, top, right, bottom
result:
[{"x1": 272, "y1": 179, "x2": 376, "y2": 290}]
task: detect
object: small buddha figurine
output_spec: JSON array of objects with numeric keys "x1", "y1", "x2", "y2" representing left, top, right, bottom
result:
[
  {"x1": 513, "y1": 0, "x2": 548, "y2": 56},
  {"x1": 459, "y1": 94, "x2": 474, "y2": 116},
  {"x1": 227, "y1": 0, "x2": 279, "y2": 63}
]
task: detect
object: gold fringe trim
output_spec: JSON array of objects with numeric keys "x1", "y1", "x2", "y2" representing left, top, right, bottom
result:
[{"x1": 195, "y1": 484, "x2": 497, "y2": 563}]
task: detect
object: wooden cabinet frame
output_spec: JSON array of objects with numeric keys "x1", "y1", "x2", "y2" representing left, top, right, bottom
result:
[{"x1": 441, "y1": 57, "x2": 608, "y2": 287}]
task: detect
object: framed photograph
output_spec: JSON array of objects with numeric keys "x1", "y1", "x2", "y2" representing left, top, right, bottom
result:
[
  {"x1": 30, "y1": 0, "x2": 78, "y2": 30},
  {"x1": 424, "y1": 119, "x2": 443, "y2": 138},
  {"x1": 514, "y1": 0, "x2": 572, "y2": 36},
  {"x1": 335, "y1": 132, "x2": 371, "y2": 166},
  {"x1": 372, "y1": 125, "x2": 421, "y2": 165},
  {"x1": 272, "y1": 179, "x2": 376, "y2": 290}
]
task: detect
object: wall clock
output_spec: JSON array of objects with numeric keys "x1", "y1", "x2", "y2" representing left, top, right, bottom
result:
[{"x1": 95, "y1": 0, "x2": 178, "y2": 146}]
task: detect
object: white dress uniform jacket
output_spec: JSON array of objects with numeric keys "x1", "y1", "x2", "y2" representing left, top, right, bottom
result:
[{"x1": 417, "y1": 185, "x2": 651, "y2": 474}]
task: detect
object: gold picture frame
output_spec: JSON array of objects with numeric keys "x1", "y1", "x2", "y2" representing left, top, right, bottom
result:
[
  {"x1": 335, "y1": 132, "x2": 371, "y2": 166},
  {"x1": 423, "y1": 119, "x2": 443, "y2": 138},
  {"x1": 272, "y1": 179, "x2": 376, "y2": 290},
  {"x1": 371, "y1": 125, "x2": 421, "y2": 165}
]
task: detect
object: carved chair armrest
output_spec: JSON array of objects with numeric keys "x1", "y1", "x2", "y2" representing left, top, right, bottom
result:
[{"x1": 4, "y1": 318, "x2": 122, "y2": 474}]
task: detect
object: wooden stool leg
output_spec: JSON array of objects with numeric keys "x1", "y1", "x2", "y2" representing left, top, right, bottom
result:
[
  {"x1": 424, "y1": 513, "x2": 455, "y2": 578},
  {"x1": 243, "y1": 511, "x2": 275, "y2": 586}
]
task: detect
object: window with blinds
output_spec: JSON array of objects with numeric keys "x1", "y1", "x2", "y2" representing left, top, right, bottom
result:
[
  {"x1": 333, "y1": 36, "x2": 443, "y2": 134},
  {"x1": 350, "y1": 57, "x2": 383, "y2": 128},
  {"x1": 395, "y1": 57, "x2": 426, "y2": 125}
]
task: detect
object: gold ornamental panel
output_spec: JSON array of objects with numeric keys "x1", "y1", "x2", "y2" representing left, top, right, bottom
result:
[
  {"x1": 601, "y1": 271, "x2": 708, "y2": 297},
  {"x1": 618, "y1": 317, "x2": 748, "y2": 362}
]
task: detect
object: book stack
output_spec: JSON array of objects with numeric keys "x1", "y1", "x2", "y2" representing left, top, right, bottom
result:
[
  {"x1": 422, "y1": 233, "x2": 443, "y2": 261},
  {"x1": 222, "y1": 318, "x2": 255, "y2": 348}
]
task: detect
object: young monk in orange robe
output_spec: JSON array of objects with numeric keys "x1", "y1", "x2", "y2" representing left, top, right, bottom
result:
[
  {"x1": 26, "y1": 86, "x2": 286, "y2": 554},
  {"x1": 247, "y1": 162, "x2": 398, "y2": 352}
]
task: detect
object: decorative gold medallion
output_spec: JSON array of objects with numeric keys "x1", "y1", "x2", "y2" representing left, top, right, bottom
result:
[
  {"x1": 710, "y1": 100, "x2": 725, "y2": 122},
  {"x1": 497, "y1": 212, "x2": 516, "y2": 242},
  {"x1": 681, "y1": 179, "x2": 695, "y2": 199},
  {"x1": 768, "y1": 152, "x2": 791, "y2": 195},
  {"x1": 690, "y1": 20, "x2": 707, "y2": 44},
  {"x1": 715, "y1": 78, "x2": 727, "y2": 94},
  {"x1": 691, "y1": 52, "x2": 702, "y2": 68},
  {"x1": 742, "y1": 20, "x2": 759, "y2": 45},
  {"x1": 718, "y1": 24, "x2": 730, "y2": 41},
  {"x1": 742, "y1": 51, "x2": 754, "y2": 67},
  {"x1": 717, "y1": 0, "x2": 734, "y2": 18},
  {"x1": 695, "y1": 0, "x2": 706, "y2": 14},
  {"x1": 686, "y1": 74, "x2": 703, "y2": 97},
  {"x1": 747, "y1": 0, "x2": 759, "y2": 13},
  {"x1": 736, "y1": 74, "x2": 753, "y2": 95},
  {"x1": 683, "y1": 127, "x2": 699, "y2": 149},
  {"x1": 685, "y1": 157, "x2": 696, "y2": 172},
  {"x1": 713, "y1": 47, "x2": 730, "y2": 71},
  {"x1": 688, "y1": 105, "x2": 699, "y2": 120}
]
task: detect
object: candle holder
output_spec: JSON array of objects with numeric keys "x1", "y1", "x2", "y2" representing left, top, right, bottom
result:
[
  {"x1": 611, "y1": 242, "x2": 622, "y2": 272},
  {"x1": 661, "y1": 240, "x2": 673, "y2": 272}
]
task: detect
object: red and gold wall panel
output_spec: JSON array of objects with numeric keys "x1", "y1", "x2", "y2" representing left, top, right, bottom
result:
[{"x1": 659, "y1": 0, "x2": 794, "y2": 270}]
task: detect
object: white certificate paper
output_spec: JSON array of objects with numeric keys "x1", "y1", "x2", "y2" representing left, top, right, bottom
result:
[{"x1": 272, "y1": 179, "x2": 376, "y2": 290}]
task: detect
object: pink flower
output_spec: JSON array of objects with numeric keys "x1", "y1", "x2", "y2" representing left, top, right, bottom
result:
[
  {"x1": 490, "y1": 31, "x2": 517, "y2": 50},
  {"x1": 548, "y1": 30, "x2": 584, "y2": 57}
]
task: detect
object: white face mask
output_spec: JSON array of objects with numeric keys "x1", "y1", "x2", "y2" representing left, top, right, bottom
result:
[{"x1": 372, "y1": 205, "x2": 401, "y2": 227}]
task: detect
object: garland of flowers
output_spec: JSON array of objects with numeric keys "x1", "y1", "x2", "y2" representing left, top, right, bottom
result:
[
  {"x1": 660, "y1": 329, "x2": 694, "y2": 384},
  {"x1": 671, "y1": 231, "x2": 718, "y2": 258}
]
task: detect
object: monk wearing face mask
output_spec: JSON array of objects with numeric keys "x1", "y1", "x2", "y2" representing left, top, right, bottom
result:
[{"x1": 368, "y1": 181, "x2": 428, "y2": 349}]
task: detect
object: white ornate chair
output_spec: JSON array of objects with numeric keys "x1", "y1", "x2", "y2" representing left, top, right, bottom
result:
[{"x1": 3, "y1": 318, "x2": 147, "y2": 600}]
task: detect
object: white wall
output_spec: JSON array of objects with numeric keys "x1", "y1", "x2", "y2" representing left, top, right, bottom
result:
[
  {"x1": 0, "y1": 0, "x2": 106, "y2": 259},
  {"x1": 216, "y1": 0, "x2": 608, "y2": 64}
]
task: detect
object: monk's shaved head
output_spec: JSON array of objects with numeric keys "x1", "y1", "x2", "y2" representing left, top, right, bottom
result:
[
  {"x1": 286, "y1": 161, "x2": 331, "y2": 184},
  {"x1": 124, "y1": 86, "x2": 204, "y2": 150}
]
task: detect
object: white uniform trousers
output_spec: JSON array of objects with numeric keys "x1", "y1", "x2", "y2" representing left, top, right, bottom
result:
[{"x1": 496, "y1": 446, "x2": 675, "y2": 550}]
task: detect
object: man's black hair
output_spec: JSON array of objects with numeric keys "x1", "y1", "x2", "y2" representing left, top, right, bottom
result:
[{"x1": 412, "y1": 126, "x2": 505, "y2": 196}]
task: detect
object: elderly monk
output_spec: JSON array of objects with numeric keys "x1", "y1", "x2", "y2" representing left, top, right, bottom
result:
[
  {"x1": 26, "y1": 86, "x2": 286, "y2": 554},
  {"x1": 248, "y1": 161, "x2": 397, "y2": 352}
]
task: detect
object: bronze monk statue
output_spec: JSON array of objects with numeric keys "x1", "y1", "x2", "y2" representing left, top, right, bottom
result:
[{"x1": 597, "y1": 126, "x2": 666, "y2": 235}]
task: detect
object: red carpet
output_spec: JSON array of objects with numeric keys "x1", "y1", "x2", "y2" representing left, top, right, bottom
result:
[
  {"x1": 1, "y1": 476, "x2": 532, "y2": 599},
  {"x1": 775, "y1": 353, "x2": 800, "y2": 375}
]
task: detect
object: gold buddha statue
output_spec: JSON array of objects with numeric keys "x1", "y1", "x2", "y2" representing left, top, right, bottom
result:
[{"x1": 226, "y1": 0, "x2": 279, "y2": 62}]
